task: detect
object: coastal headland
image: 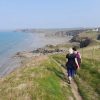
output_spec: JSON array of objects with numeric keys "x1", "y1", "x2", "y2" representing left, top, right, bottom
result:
[{"x1": 0, "y1": 28, "x2": 100, "y2": 100}]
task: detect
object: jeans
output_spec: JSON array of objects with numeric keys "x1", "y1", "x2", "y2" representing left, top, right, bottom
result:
[{"x1": 67, "y1": 68, "x2": 75, "y2": 77}]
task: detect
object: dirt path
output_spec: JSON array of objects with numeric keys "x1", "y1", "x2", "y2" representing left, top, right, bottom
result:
[
  {"x1": 51, "y1": 57, "x2": 83, "y2": 100},
  {"x1": 70, "y1": 79, "x2": 82, "y2": 100}
]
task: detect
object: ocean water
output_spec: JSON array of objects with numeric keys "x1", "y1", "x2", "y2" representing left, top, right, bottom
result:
[
  {"x1": 0, "y1": 31, "x2": 71, "y2": 76},
  {"x1": 0, "y1": 31, "x2": 46, "y2": 76},
  {"x1": 0, "y1": 31, "x2": 45, "y2": 58}
]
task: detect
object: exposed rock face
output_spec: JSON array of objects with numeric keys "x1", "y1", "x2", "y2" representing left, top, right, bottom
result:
[
  {"x1": 15, "y1": 47, "x2": 66, "y2": 59},
  {"x1": 15, "y1": 28, "x2": 86, "y2": 37},
  {"x1": 32, "y1": 48, "x2": 64, "y2": 54},
  {"x1": 54, "y1": 30, "x2": 85, "y2": 37}
]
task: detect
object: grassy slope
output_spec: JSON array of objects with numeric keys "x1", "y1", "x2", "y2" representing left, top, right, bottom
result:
[
  {"x1": 75, "y1": 47, "x2": 100, "y2": 100},
  {"x1": 52, "y1": 48, "x2": 100, "y2": 100},
  {"x1": 75, "y1": 58, "x2": 100, "y2": 100},
  {"x1": 0, "y1": 50, "x2": 99, "y2": 100},
  {"x1": 79, "y1": 31, "x2": 100, "y2": 46},
  {"x1": 0, "y1": 56, "x2": 74, "y2": 100},
  {"x1": 0, "y1": 30, "x2": 100, "y2": 100},
  {"x1": 79, "y1": 31, "x2": 100, "y2": 39}
]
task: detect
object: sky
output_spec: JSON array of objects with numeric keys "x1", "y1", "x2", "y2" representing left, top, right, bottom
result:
[{"x1": 0, "y1": 0, "x2": 100, "y2": 30}]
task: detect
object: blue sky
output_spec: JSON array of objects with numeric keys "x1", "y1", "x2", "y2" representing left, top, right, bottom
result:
[{"x1": 0, "y1": 0, "x2": 100, "y2": 30}]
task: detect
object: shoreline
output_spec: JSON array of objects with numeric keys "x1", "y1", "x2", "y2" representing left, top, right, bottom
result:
[
  {"x1": 0, "y1": 33, "x2": 72, "y2": 78},
  {"x1": 0, "y1": 45, "x2": 67, "y2": 78}
]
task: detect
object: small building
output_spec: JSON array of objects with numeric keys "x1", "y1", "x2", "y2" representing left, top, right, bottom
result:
[{"x1": 92, "y1": 28, "x2": 99, "y2": 32}]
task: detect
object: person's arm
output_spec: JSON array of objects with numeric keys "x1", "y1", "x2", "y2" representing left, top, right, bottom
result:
[{"x1": 75, "y1": 58, "x2": 80, "y2": 69}]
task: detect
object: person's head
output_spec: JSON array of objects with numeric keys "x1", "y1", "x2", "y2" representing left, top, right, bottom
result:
[
  {"x1": 72, "y1": 46, "x2": 77, "y2": 51},
  {"x1": 68, "y1": 48, "x2": 73, "y2": 54}
]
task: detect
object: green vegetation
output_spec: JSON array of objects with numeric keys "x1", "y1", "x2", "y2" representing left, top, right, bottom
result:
[
  {"x1": 75, "y1": 58, "x2": 100, "y2": 100},
  {"x1": 79, "y1": 31, "x2": 100, "y2": 40},
  {"x1": 75, "y1": 47, "x2": 100, "y2": 100},
  {"x1": 0, "y1": 45, "x2": 99, "y2": 100},
  {"x1": 51, "y1": 47, "x2": 100, "y2": 100},
  {"x1": 0, "y1": 30, "x2": 100, "y2": 100},
  {"x1": 0, "y1": 56, "x2": 73, "y2": 100},
  {"x1": 71, "y1": 31, "x2": 100, "y2": 48}
]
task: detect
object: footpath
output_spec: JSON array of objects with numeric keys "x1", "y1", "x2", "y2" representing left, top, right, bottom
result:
[{"x1": 51, "y1": 56, "x2": 83, "y2": 100}]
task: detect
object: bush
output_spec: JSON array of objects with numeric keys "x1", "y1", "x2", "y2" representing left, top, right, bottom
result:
[
  {"x1": 70, "y1": 35, "x2": 81, "y2": 42},
  {"x1": 80, "y1": 37, "x2": 92, "y2": 48},
  {"x1": 97, "y1": 34, "x2": 100, "y2": 40}
]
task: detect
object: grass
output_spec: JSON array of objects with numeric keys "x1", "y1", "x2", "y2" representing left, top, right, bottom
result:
[
  {"x1": 77, "y1": 30, "x2": 100, "y2": 47},
  {"x1": 0, "y1": 33, "x2": 100, "y2": 100},
  {"x1": 74, "y1": 58, "x2": 100, "y2": 100},
  {"x1": 79, "y1": 31, "x2": 100, "y2": 39},
  {"x1": 76, "y1": 47, "x2": 100, "y2": 100},
  {"x1": 0, "y1": 56, "x2": 74, "y2": 100},
  {"x1": 50, "y1": 49, "x2": 100, "y2": 100},
  {"x1": 79, "y1": 47, "x2": 100, "y2": 61}
]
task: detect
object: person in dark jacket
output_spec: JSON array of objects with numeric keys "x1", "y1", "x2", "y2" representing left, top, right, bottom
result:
[{"x1": 66, "y1": 48, "x2": 79, "y2": 84}]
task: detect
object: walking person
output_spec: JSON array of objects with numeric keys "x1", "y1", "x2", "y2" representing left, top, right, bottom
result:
[
  {"x1": 72, "y1": 46, "x2": 81, "y2": 74},
  {"x1": 66, "y1": 48, "x2": 79, "y2": 84}
]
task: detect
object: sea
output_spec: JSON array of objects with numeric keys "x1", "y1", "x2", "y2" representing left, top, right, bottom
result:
[
  {"x1": 0, "y1": 31, "x2": 71, "y2": 77},
  {"x1": 0, "y1": 31, "x2": 47, "y2": 77}
]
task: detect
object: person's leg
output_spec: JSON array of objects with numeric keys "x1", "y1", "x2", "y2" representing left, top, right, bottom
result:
[
  {"x1": 68, "y1": 69, "x2": 72, "y2": 84},
  {"x1": 72, "y1": 69, "x2": 75, "y2": 77},
  {"x1": 67, "y1": 69, "x2": 71, "y2": 77}
]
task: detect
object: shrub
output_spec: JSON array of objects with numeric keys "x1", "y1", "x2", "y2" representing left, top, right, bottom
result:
[
  {"x1": 97, "y1": 34, "x2": 100, "y2": 40},
  {"x1": 80, "y1": 37, "x2": 92, "y2": 48}
]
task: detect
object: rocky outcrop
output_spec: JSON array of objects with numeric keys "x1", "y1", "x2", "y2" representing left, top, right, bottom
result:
[
  {"x1": 32, "y1": 48, "x2": 65, "y2": 54},
  {"x1": 54, "y1": 29, "x2": 86, "y2": 37},
  {"x1": 15, "y1": 48, "x2": 66, "y2": 59}
]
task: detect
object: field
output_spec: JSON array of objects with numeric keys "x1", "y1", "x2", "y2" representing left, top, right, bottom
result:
[
  {"x1": 0, "y1": 30, "x2": 100, "y2": 100},
  {"x1": 0, "y1": 55, "x2": 74, "y2": 100},
  {"x1": 51, "y1": 46, "x2": 100, "y2": 100}
]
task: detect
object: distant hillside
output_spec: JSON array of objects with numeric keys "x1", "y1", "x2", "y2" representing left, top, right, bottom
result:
[
  {"x1": 15, "y1": 28, "x2": 87, "y2": 37},
  {"x1": 71, "y1": 30, "x2": 100, "y2": 48},
  {"x1": 0, "y1": 30, "x2": 100, "y2": 99}
]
